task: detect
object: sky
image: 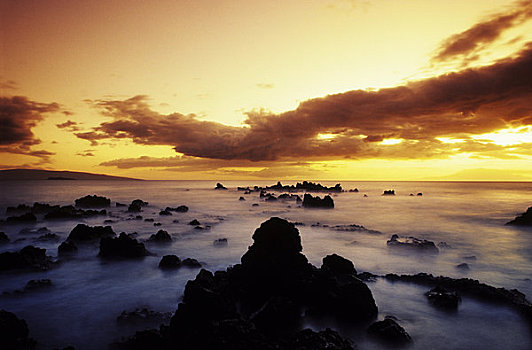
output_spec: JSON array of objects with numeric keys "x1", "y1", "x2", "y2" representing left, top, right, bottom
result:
[{"x1": 1, "y1": 0, "x2": 532, "y2": 180}]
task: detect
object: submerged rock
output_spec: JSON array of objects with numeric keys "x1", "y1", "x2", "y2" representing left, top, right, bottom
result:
[
  {"x1": 67, "y1": 224, "x2": 115, "y2": 242},
  {"x1": 214, "y1": 183, "x2": 227, "y2": 190},
  {"x1": 213, "y1": 238, "x2": 228, "y2": 246},
  {"x1": 367, "y1": 317, "x2": 411, "y2": 344},
  {"x1": 181, "y1": 258, "x2": 201, "y2": 267},
  {"x1": 387, "y1": 234, "x2": 439, "y2": 253},
  {"x1": 425, "y1": 285, "x2": 461, "y2": 309},
  {"x1": 165, "y1": 205, "x2": 189, "y2": 212},
  {"x1": 456, "y1": 263, "x2": 470, "y2": 270},
  {"x1": 0, "y1": 310, "x2": 36, "y2": 350},
  {"x1": 506, "y1": 206, "x2": 532, "y2": 226},
  {"x1": 382, "y1": 190, "x2": 395, "y2": 196},
  {"x1": 159, "y1": 255, "x2": 181, "y2": 269},
  {"x1": 0, "y1": 245, "x2": 52, "y2": 271},
  {"x1": 58, "y1": 241, "x2": 78, "y2": 255},
  {"x1": 6, "y1": 213, "x2": 37, "y2": 222},
  {"x1": 74, "y1": 195, "x2": 111, "y2": 208},
  {"x1": 302, "y1": 194, "x2": 334, "y2": 208},
  {"x1": 99, "y1": 233, "x2": 149, "y2": 258},
  {"x1": 148, "y1": 230, "x2": 172, "y2": 243}
]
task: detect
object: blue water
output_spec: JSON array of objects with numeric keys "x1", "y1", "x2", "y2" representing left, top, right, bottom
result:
[{"x1": 0, "y1": 180, "x2": 531, "y2": 349}]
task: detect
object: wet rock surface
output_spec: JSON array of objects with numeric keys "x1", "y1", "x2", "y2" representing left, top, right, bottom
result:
[
  {"x1": 506, "y1": 206, "x2": 532, "y2": 226},
  {"x1": 99, "y1": 233, "x2": 149, "y2": 259},
  {"x1": 0, "y1": 245, "x2": 53, "y2": 271},
  {"x1": 367, "y1": 317, "x2": 411, "y2": 344},
  {"x1": 387, "y1": 234, "x2": 439, "y2": 253},
  {"x1": 425, "y1": 286, "x2": 461, "y2": 309}
]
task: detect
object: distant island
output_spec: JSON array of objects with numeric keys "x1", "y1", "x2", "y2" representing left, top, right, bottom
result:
[{"x1": 0, "y1": 169, "x2": 141, "y2": 181}]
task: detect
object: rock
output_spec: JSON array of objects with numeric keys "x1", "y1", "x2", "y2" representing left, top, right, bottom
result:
[
  {"x1": 382, "y1": 190, "x2": 395, "y2": 195},
  {"x1": 302, "y1": 194, "x2": 334, "y2": 208},
  {"x1": 425, "y1": 285, "x2": 461, "y2": 309},
  {"x1": 333, "y1": 224, "x2": 381, "y2": 234},
  {"x1": 144, "y1": 218, "x2": 154, "y2": 222},
  {"x1": 128, "y1": 203, "x2": 142, "y2": 213},
  {"x1": 6, "y1": 213, "x2": 37, "y2": 222},
  {"x1": 463, "y1": 255, "x2": 477, "y2": 260},
  {"x1": 506, "y1": 206, "x2": 532, "y2": 226},
  {"x1": 239, "y1": 196, "x2": 245, "y2": 201},
  {"x1": 74, "y1": 195, "x2": 111, "y2": 208},
  {"x1": 322, "y1": 254, "x2": 357, "y2": 275},
  {"x1": 117, "y1": 308, "x2": 172, "y2": 326},
  {"x1": 181, "y1": 258, "x2": 201, "y2": 267},
  {"x1": 0, "y1": 232, "x2": 9, "y2": 243},
  {"x1": 265, "y1": 181, "x2": 343, "y2": 193},
  {"x1": 58, "y1": 241, "x2": 78, "y2": 255},
  {"x1": 251, "y1": 296, "x2": 301, "y2": 335},
  {"x1": 116, "y1": 202, "x2": 126, "y2": 207},
  {"x1": 417, "y1": 192, "x2": 423, "y2": 196},
  {"x1": 159, "y1": 209, "x2": 172, "y2": 216},
  {"x1": 387, "y1": 234, "x2": 439, "y2": 253},
  {"x1": 0, "y1": 245, "x2": 52, "y2": 271},
  {"x1": 188, "y1": 219, "x2": 200, "y2": 225},
  {"x1": 349, "y1": 188, "x2": 359, "y2": 192},
  {"x1": 24, "y1": 279, "x2": 52, "y2": 291},
  {"x1": 67, "y1": 224, "x2": 115, "y2": 242},
  {"x1": 154, "y1": 223, "x2": 162, "y2": 227},
  {"x1": 110, "y1": 329, "x2": 163, "y2": 350},
  {"x1": 367, "y1": 318, "x2": 411, "y2": 344},
  {"x1": 44, "y1": 206, "x2": 106, "y2": 219},
  {"x1": 456, "y1": 263, "x2": 470, "y2": 270},
  {"x1": 437, "y1": 241, "x2": 451, "y2": 249},
  {"x1": 214, "y1": 183, "x2": 227, "y2": 190},
  {"x1": 252, "y1": 203, "x2": 259, "y2": 207},
  {"x1": 132, "y1": 199, "x2": 149, "y2": 207},
  {"x1": 6, "y1": 204, "x2": 32, "y2": 215},
  {"x1": 290, "y1": 328, "x2": 354, "y2": 350},
  {"x1": 99, "y1": 233, "x2": 149, "y2": 258},
  {"x1": 148, "y1": 230, "x2": 172, "y2": 243},
  {"x1": 213, "y1": 238, "x2": 228, "y2": 246},
  {"x1": 159, "y1": 255, "x2": 181, "y2": 269},
  {"x1": 36, "y1": 233, "x2": 59, "y2": 241},
  {"x1": 165, "y1": 205, "x2": 189, "y2": 212},
  {"x1": 0, "y1": 310, "x2": 36, "y2": 350}
]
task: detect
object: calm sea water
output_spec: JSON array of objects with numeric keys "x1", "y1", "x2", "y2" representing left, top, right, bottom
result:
[{"x1": 0, "y1": 180, "x2": 531, "y2": 349}]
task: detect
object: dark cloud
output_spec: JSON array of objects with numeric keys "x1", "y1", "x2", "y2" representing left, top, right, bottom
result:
[
  {"x1": 432, "y1": 0, "x2": 532, "y2": 63},
  {"x1": 56, "y1": 120, "x2": 79, "y2": 131},
  {"x1": 76, "y1": 149, "x2": 95, "y2": 157},
  {"x1": 0, "y1": 96, "x2": 60, "y2": 161}
]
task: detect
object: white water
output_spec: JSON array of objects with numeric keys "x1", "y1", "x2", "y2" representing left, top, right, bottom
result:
[{"x1": 0, "y1": 180, "x2": 531, "y2": 349}]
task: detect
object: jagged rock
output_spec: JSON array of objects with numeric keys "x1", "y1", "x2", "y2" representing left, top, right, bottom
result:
[
  {"x1": 67, "y1": 224, "x2": 115, "y2": 242},
  {"x1": 456, "y1": 263, "x2": 470, "y2": 270},
  {"x1": 181, "y1": 258, "x2": 201, "y2": 267},
  {"x1": 74, "y1": 195, "x2": 111, "y2": 208},
  {"x1": 6, "y1": 213, "x2": 37, "y2": 222},
  {"x1": 159, "y1": 209, "x2": 172, "y2": 216},
  {"x1": 58, "y1": 241, "x2": 78, "y2": 255},
  {"x1": 0, "y1": 245, "x2": 52, "y2": 271},
  {"x1": 215, "y1": 183, "x2": 227, "y2": 190},
  {"x1": 44, "y1": 206, "x2": 106, "y2": 219},
  {"x1": 506, "y1": 206, "x2": 532, "y2": 226},
  {"x1": 0, "y1": 310, "x2": 36, "y2": 350},
  {"x1": 165, "y1": 205, "x2": 188, "y2": 212},
  {"x1": 302, "y1": 194, "x2": 334, "y2": 208},
  {"x1": 148, "y1": 230, "x2": 172, "y2": 243},
  {"x1": 333, "y1": 224, "x2": 381, "y2": 234},
  {"x1": 382, "y1": 190, "x2": 395, "y2": 195},
  {"x1": 322, "y1": 254, "x2": 357, "y2": 275},
  {"x1": 188, "y1": 219, "x2": 200, "y2": 226},
  {"x1": 239, "y1": 197, "x2": 246, "y2": 201},
  {"x1": 128, "y1": 199, "x2": 148, "y2": 212},
  {"x1": 387, "y1": 234, "x2": 439, "y2": 253},
  {"x1": 213, "y1": 238, "x2": 228, "y2": 246},
  {"x1": 99, "y1": 233, "x2": 149, "y2": 258},
  {"x1": 159, "y1": 255, "x2": 181, "y2": 269},
  {"x1": 425, "y1": 285, "x2": 461, "y2": 309},
  {"x1": 367, "y1": 317, "x2": 411, "y2": 344}
]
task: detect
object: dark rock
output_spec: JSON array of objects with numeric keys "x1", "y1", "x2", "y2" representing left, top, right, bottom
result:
[
  {"x1": 6, "y1": 213, "x2": 37, "y2": 222},
  {"x1": 148, "y1": 230, "x2": 172, "y2": 243},
  {"x1": 456, "y1": 263, "x2": 470, "y2": 270},
  {"x1": 132, "y1": 199, "x2": 149, "y2": 207},
  {"x1": 0, "y1": 310, "x2": 36, "y2": 350},
  {"x1": 128, "y1": 203, "x2": 142, "y2": 213},
  {"x1": 74, "y1": 195, "x2": 111, "y2": 208},
  {"x1": 154, "y1": 223, "x2": 162, "y2": 227},
  {"x1": 0, "y1": 232, "x2": 9, "y2": 243},
  {"x1": 425, "y1": 285, "x2": 461, "y2": 309},
  {"x1": 506, "y1": 206, "x2": 532, "y2": 226},
  {"x1": 99, "y1": 233, "x2": 149, "y2": 258},
  {"x1": 6, "y1": 204, "x2": 32, "y2": 215},
  {"x1": 251, "y1": 296, "x2": 301, "y2": 335},
  {"x1": 36, "y1": 233, "x2": 59, "y2": 241},
  {"x1": 0, "y1": 245, "x2": 52, "y2": 271},
  {"x1": 252, "y1": 203, "x2": 259, "y2": 207},
  {"x1": 322, "y1": 254, "x2": 357, "y2": 275},
  {"x1": 103, "y1": 219, "x2": 115, "y2": 224},
  {"x1": 159, "y1": 210, "x2": 172, "y2": 216},
  {"x1": 67, "y1": 224, "x2": 115, "y2": 242},
  {"x1": 266, "y1": 181, "x2": 343, "y2": 193},
  {"x1": 463, "y1": 255, "x2": 477, "y2": 260},
  {"x1": 188, "y1": 219, "x2": 200, "y2": 225},
  {"x1": 290, "y1": 328, "x2": 354, "y2": 350},
  {"x1": 349, "y1": 188, "x2": 359, "y2": 192},
  {"x1": 387, "y1": 234, "x2": 439, "y2": 253},
  {"x1": 333, "y1": 224, "x2": 381, "y2": 234},
  {"x1": 24, "y1": 279, "x2": 52, "y2": 291},
  {"x1": 239, "y1": 197, "x2": 245, "y2": 201},
  {"x1": 144, "y1": 218, "x2": 154, "y2": 222},
  {"x1": 44, "y1": 206, "x2": 106, "y2": 220},
  {"x1": 117, "y1": 308, "x2": 172, "y2": 326},
  {"x1": 172, "y1": 219, "x2": 179, "y2": 223},
  {"x1": 367, "y1": 318, "x2": 411, "y2": 344},
  {"x1": 213, "y1": 238, "x2": 228, "y2": 246},
  {"x1": 165, "y1": 205, "x2": 188, "y2": 212},
  {"x1": 159, "y1": 255, "x2": 181, "y2": 269},
  {"x1": 437, "y1": 241, "x2": 451, "y2": 249},
  {"x1": 181, "y1": 258, "x2": 201, "y2": 267},
  {"x1": 110, "y1": 329, "x2": 163, "y2": 350},
  {"x1": 58, "y1": 241, "x2": 78, "y2": 255},
  {"x1": 382, "y1": 190, "x2": 395, "y2": 195},
  {"x1": 116, "y1": 202, "x2": 126, "y2": 207},
  {"x1": 302, "y1": 194, "x2": 334, "y2": 208},
  {"x1": 215, "y1": 183, "x2": 227, "y2": 190},
  {"x1": 417, "y1": 192, "x2": 423, "y2": 196}
]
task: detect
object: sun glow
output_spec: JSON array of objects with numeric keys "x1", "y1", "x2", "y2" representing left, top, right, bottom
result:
[
  {"x1": 380, "y1": 138, "x2": 403, "y2": 145},
  {"x1": 317, "y1": 133, "x2": 336, "y2": 140},
  {"x1": 471, "y1": 127, "x2": 532, "y2": 146}
]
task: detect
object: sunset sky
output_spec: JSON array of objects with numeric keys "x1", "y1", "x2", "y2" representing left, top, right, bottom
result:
[{"x1": 1, "y1": 0, "x2": 532, "y2": 180}]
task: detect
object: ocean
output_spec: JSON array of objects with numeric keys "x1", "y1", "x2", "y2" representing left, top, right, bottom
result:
[{"x1": 0, "y1": 180, "x2": 531, "y2": 349}]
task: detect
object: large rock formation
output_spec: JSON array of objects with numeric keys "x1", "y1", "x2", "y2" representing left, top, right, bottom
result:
[
  {"x1": 506, "y1": 206, "x2": 532, "y2": 226},
  {"x1": 0, "y1": 246, "x2": 53, "y2": 271},
  {"x1": 302, "y1": 194, "x2": 334, "y2": 208},
  {"x1": 99, "y1": 233, "x2": 149, "y2": 259},
  {"x1": 74, "y1": 195, "x2": 111, "y2": 208},
  {"x1": 66, "y1": 224, "x2": 115, "y2": 242}
]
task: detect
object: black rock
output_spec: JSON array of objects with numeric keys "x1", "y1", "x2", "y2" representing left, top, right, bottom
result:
[
  {"x1": 290, "y1": 328, "x2": 354, "y2": 350},
  {"x1": 6, "y1": 213, "x2": 37, "y2": 222},
  {"x1": 252, "y1": 203, "x2": 259, "y2": 207},
  {"x1": 456, "y1": 263, "x2": 470, "y2": 270},
  {"x1": 506, "y1": 206, "x2": 532, "y2": 226},
  {"x1": 36, "y1": 233, "x2": 59, "y2": 241},
  {"x1": 302, "y1": 194, "x2": 334, "y2": 208},
  {"x1": 251, "y1": 296, "x2": 301, "y2": 335},
  {"x1": 0, "y1": 245, "x2": 52, "y2": 271},
  {"x1": 382, "y1": 190, "x2": 395, "y2": 195},
  {"x1": 67, "y1": 224, "x2": 115, "y2": 242},
  {"x1": 144, "y1": 218, "x2": 154, "y2": 222},
  {"x1": 188, "y1": 219, "x2": 200, "y2": 226},
  {"x1": 213, "y1": 238, "x2": 228, "y2": 246},
  {"x1": 128, "y1": 203, "x2": 142, "y2": 213},
  {"x1": 58, "y1": 241, "x2": 78, "y2": 255},
  {"x1": 148, "y1": 230, "x2": 172, "y2": 243},
  {"x1": 0, "y1": 232, "x2": 9, "y2": 243},
  {"x1": 367, "y1": 318, "x2": 411, "y2": 344},
  {"x1": 425, "y1": 285, "x2": 461, "y2": 309},
  {"x1": 132, "y1": 199, "x2": 149, "y2": 207},
  {"x1": 99, "y1": 233, "x2": 149, "y2": 258},
  {"x1": 116, "y1": 202, "x2": 126, "y2": 207},
  {"x1": 159, "y1": 255, "x2": 181, "y2": 269},
  {"x1": 6, "y1": 204, "x2": 32, "y2": 215},
  {"x1": 0, "y1": 310, "x2": 36, "y2": 350},
  {"x1": 159, "y1": 210, "x2": 172, "y2": 216},
  {"x1": 387, "y1": 234, "x2": 439, "y2": 253},
  {"x1": 349, "y1": 188, "x2": 359, "y2": 192},
  {"x1": 181, "y1": 258, "x2": 201, "y2": 267},
  {"x1": 24, "y1": 279, "x2": 52, "y2": 291},
  {"x1": 117, "y1": 308, "x2": 172, "y2": 326},
  {"x1": 165, "y1": 205, "x2": 189, "y2": 212},
  {"x1": 74, "y1": 195, "x2": 111, "y2": 208},
  {"x1": 44, "y1": 206, "x2": 106, "y2": 220},
  {"x1": 239, "y1": 197, "x2": 246, "y2": 201},
  {"x1": 322, "y1": 254, "x2": 357, "y2": 275},
  {"x1": 214, "y1": 183, "x2": 227, "y2": 190}
]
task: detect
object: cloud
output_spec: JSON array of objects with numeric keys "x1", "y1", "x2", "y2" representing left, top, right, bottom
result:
[
  {"x1": 76, "y1": 149, "x2": 95, "y2": 157},
  {"x1": 56, "y1": 120, "x2": 80, "y2": 131},
  {"x1": 432, "y1": 0, "x2": 532, "y2": 63},
  {"x1": 0, "y1": 96, "x2": 60, "y2": 161},
  {"x1": 0, "y1": 79, "x2": 18, "y2": 90}
]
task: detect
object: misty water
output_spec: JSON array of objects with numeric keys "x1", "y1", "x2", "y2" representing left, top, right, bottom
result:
[{"x1": 0, "y1": 180, "x2": 531, "y2": 349}]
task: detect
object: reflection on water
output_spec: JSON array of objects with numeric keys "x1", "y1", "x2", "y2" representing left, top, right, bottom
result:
[{"x1": 0, "y1": 180, "x2": 531, "y2": 349}]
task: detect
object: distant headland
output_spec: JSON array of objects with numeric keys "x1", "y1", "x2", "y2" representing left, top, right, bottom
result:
[{"x1": 0, "y1": 169, "x2": 141, "y2": 181}]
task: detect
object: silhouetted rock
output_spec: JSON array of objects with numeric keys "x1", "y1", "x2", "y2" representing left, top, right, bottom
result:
[
  {"x1": 333, "y1": 224, "x2": 381, "y2": 234},
  {"x1": 128, "y1": 203, "x2": 142, "y2": 213},
  {"x1": 58, "y1": 241, "x2": 78, "y2": 255},
  {"x1": 116, "y1": 202, "x2": 126, "y2": 207},
  {"x1": 302, "y1": 194, "x2": 334, "y2": 208},
  {"x1": 36, "y1": 233, "x2": 59, "y2": 241},
  {"x1": 382, "y1": 190, "x2": 395, "y2": 195},
  {"x1": 6, "y1": 213, "x2": 37, "y2": 222},
  {"x1": 144, "y1": 218, "x2": 154, "y2": 222},
  {"x1": 188, "y1": 219, "x2": 200, "y2": 225},
  {"x1": 425, "y1": 286, "x2": 461, "y2": 309},
  {"x1": 67, "y1": 224, "x2": 115, "y2": 242},
  {"x1": 239, "y1": 196, "x2": 245, "y2": 201},
  {"x1": 266, "y1": 181, "x2": 343, "y2": 192},
  {"x1": 506, "y1": 206, "x2": 532, "y2": 226},
  {"x1": 99, "y1": 233, "x2": 149, "y2": 259},
  {"x1": 456, "y1": 263, "x2": 470, "y2": 270},
  {"x1": 117, "y1": 308, "x2": 172, "y2": 326},
  {"x1": 148, "y1": 230, "x2": 172, "y2": 243},
  {"x1": 0, "y1": 310, "x2": 36, "y2": 350},
  {"x1": 74, "y1": 195, "x2": 111, "y2": 208},
  {"x1": 159, "y1": 255, "x2": 181, "y2": 269},
  {"x1": 0, "y1": 245, "x2": 52, "y2": 271},
  {"x1": 159, "y1": 209, "x2": 172, "y2": 216},
  {"x1": 290, "y1": 328, "x2": 354, "y2": 350},
  {"x1": 181, "y1": 258, "x2": 201, "y2": 267},
  {"x1": 132, "y1": 199, "x2": 149, "y2": 207},
  {"x1": 367, "y1": 317, "x2": 411, "y2": 344},
  {"x1": 387, "y1": 234, "x2": 439, "y2": 253},
  {"x1": 417, "y1": 192, "x2": 423, "y2": 196},
  {"x1": 6, "y1": 204, "x2": 32, "y2": 215},
  {"x1": 0, "y1": 232, "x2": 8, "y2": 243},
  {"x1": 251, "y1": 296, "x2": 301, "y2": 335},
  {"x1": 215, "y1": 183, "x2": 227, "y2": 190},
  {"x1": 165, "y1": 205, "x2": 188, "y2": 212},
  {"x1": 349, "y1": 188, "x2": 359, "y2": 192},
  {"x1": 44, "y1": 206, "x2": 106, "y2": 220},
  {"x1": 322, "y1": 254, "x2": 357, "y2": 275},
  {"x1": 213, "y1": 238, "x2": 228, "y2": 246}
]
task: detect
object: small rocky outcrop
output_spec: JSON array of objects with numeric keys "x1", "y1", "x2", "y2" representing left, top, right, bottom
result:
[
  {"x1": 382, "y1": 190, "x2": 395, "y2": 196},
  {"x1": 387, "y1": 234, "x2": 439, "y2": 253},
  {"x1": 148, "y1": 230, "x2": 172, "y2": 243},
  {"x1": 214, "y1": 183, "x2": 227, "y2": 190},
  {"x1": 67, "y1": 224, "x2": 115, "y2": 242},
  {"x1": 159, "y1": 209, "x2": 172, "y2": 216},
  {"x1": 159, "y1": 255, "x2": 181, "y2": 269},
  {"x1": 58, "y1": 241, "x2": 78, "y2": 255},
  {"x1": 506, "y1": 206, "x2": 532, "y2": 226},
  {"x1": 213, "y1": 238, "x2": 228, "y2": 246},
  {"x1": 0, "y1": 310, "x2": 36, "y2": 350},
  {"x1": 425, "y1": 286, "x2": 461, "y2": 309},
  {"x1": 239, "y1": 196, "x2": 245, "y2": 201},
  {"x1": 6, "y1": 213, "x2": 37, "y2": 222},
  {"x1": 74, "y1": 195, "x2": 111, "y2": 208},
  {"x1": 181, "y1": 258, "x2": 201, "y2": 267},
  {"x1": 99, "y1": 233, "x2": 149, "y2": 259},
  {"x1": 0, "y1": 246, "x2": 52, "y2": 271},
  {"x1": 322, "y1": 254, "x2": 357, "y2": 275},
  {"x1": 367, "y1": 317, "x2": 411, "y2": 344},
  {"x1": 188, "y1": 219, "x2": 200, "y2": 226},
  {"x1": 117, "y1": 308, "x2": 172, "y2": 327},
  {"x1": 302, "y1": 194, "x2": 334, "y2": 208},
  {"x1": 128, "y1": 199, "x2": 148, "y2": 213},
  {"x1": 165, "y1": 205, "x2": 189, "y2": 213},
  {"x1": 44, "y1": 206, "x2": 106, "y2": 220}
]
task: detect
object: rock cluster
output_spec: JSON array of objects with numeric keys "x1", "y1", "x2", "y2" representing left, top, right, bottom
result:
[{"x1": 302, "y1": 194, "x2": 334, "y2": 208}]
